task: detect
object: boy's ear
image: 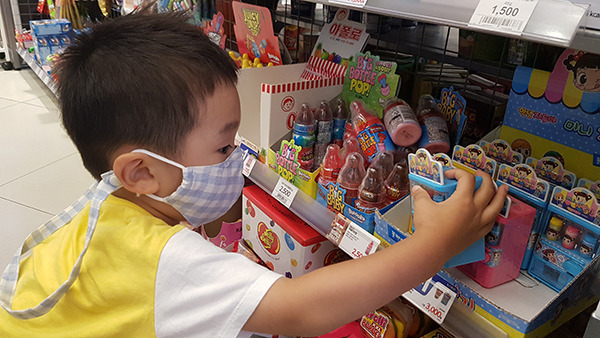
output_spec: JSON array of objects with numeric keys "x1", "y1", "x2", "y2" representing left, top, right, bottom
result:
[{"x1": 113, "y1": 153, "x2": 160, "y2": 195}]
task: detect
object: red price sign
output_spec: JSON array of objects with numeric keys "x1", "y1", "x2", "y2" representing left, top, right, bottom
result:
[{"x1": 425, "y1": 303, "x2": 444, "y2": 321}]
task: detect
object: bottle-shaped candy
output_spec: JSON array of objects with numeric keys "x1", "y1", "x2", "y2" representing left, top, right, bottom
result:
[
  {"x1": 370, "y1": 151, "x2": 394, "y2": 180},
  {"x1": 415, "y1": 95, "x2": 450, "y2": 154},
  {"x1": 383, "y1": 98, "x2": 422, "y2": 147},
  {"x1": 343, "y1": 120, "x2": 356, "y2": 141},
  {"x1": 314, "y1": 101, "x2": 334, "y2": 170},
  {"x1": 340, "y1": 137, "x2": 368, "y2": 167},
  {"x1": 578, "y1": 233, "x2": 598, "y2": 258},
  {"x1": 337, "y1": 152, "x2": 366, "y2": 205},
  {"x1": 355, "y1": 167, "x2": 387, "y2": 213},
  {"x1": 318, "y1": 144, "x2": 343, "y2": 188},
  {"x1": 350, "y1": 99, "x2": 396, "y2": 162},
  {"x1": 384, "y1": 163, "x2": 409, "y2": 203},
  {"x1": 293, "y1": 103, "x2": 316, "y2": 171},
  {"x1": 332, "y1": 98, "x2": 348, "y2": 147},
  {"x1": 562, "y1": 225, "x2": 580, "y2": 250},
  {"x1": 546, "y1": 217, "x2": 563, "y2": 241}
]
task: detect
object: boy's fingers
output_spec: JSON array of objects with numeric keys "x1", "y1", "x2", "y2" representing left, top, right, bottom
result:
[
  {"x1": 473, "y1": 170, "x2": 496, "y2": 208},
  {"x1": 481, "y1": 185, "x2": 509, "y2": 224},
  {"x1": 445, "y1": 169, "x2": 475, "y2": 197},
  {"x1": 411, "y1": 185, "x2": 434, "y2": 211}
]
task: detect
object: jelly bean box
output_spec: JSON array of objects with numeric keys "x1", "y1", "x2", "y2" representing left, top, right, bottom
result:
[{"x1": 242, "y1": 185, "x2": 346, "y2": 278}]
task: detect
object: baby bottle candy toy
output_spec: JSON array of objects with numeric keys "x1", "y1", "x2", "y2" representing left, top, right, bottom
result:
[
  {"x1": 383, "y1": 98, "x2": 422, "y2": 147},
  {"x1": 350, "y1": 99, "x2": 396, "y2": 162},
  {"x1": 332, "y1": 98, "x2": 348, "y2": 147},
  {"x1": 293, "y1": 104, "x2": 316, "y2": 171},
  {"x1": 370, "y1": 151, "x2": 394, "y2": 181},
  {"x1": 337, "y1": 152, "x2": 366, "y2": 205},
  {"x1": 385, "y1": 163, "x2": 409, "y2": 203},
  {"x1": 415, "y1": 95, "x2": 450, "y2": 154},
  {"x1": 318, "y1": 144, "x2": 343, "y2": 187},
  {"x1": 314, "y1": 101, "x2": 334, "y2": 169},
  {"x1": 340, "y1": 137, "x2": 369, "y2": 167},
  {"x1": 355, "y1": 167, "x2": 387, "y2": 212}
]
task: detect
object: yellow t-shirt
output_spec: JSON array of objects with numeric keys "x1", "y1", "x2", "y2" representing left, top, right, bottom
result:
[{"x1": 0, "y1": 195, "x2": 184, "y2": 336}]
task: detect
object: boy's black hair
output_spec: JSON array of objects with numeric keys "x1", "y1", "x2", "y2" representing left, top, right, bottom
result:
[{"x1": 56, "y1": 9, "x2": 238, "y2": 180}]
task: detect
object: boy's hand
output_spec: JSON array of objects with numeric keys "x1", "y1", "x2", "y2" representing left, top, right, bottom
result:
[{"x1": 411, "y1": 169, "x2": 508, "y2": 258}]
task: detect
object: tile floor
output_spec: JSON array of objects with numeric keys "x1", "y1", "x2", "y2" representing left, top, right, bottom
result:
[{"x1": 0, "y1": 68, "x2": 95, "y2": 270}]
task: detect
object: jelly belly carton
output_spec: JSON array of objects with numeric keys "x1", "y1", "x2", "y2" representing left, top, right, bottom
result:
[
  {"x1": 242, "y1": 185, "x2": 344, "y2": 278},
  {"x1": 500, "y1": 49, "x2": 600, "y2": 183},
  {"x1": 528, "y1": 186, "x2": 600, "y2": 292}
]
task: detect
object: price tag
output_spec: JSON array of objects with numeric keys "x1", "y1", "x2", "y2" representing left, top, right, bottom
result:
[
  {"x1": 272, "y1": 177, "x2": 298, "y2": 208},
  {"x1": 329, "y1": 0, "x2": 367, "y2": 8},
  {"x1": 402, "y1": 276, "x2": 457, "y2": 324},
  {"x1": 327, "y1": 213, "x2": 380, "y2": 258},
  {"x1": 242, "y1": 153, "x2": 256, "y2": 177},
  {"x1": 469, "y1": 0, "x2": 539, "y2": 34}
]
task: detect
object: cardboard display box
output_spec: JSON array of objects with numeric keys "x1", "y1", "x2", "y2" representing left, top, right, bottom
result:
[
  {"x1": 374, "y1": 199, "x2": 600, "y2": 337},
  {"x1": 242, "y1": 185, "x2": 346, "y2": 278}
]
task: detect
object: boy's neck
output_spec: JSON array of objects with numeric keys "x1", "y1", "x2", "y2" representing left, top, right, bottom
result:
[{"x1": 112, "y1": 188, "x2": 181, "y2": 226}]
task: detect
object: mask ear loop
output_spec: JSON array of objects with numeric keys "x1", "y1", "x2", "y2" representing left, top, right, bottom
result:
[{"x1": 131, "y1": 149, "x2": 186, "y2": 202}]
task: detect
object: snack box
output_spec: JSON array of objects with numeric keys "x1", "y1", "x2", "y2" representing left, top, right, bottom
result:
[
  {"x1": 30, "y1": 19, "x2": 72, "y2": 37},
  {"x1": 242, "y1": 185, "x2": 346, "y2": 278}
]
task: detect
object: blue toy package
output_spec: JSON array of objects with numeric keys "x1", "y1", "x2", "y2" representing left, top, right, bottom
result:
[
  {"x1": 496, "y1": 163, "x2": 552, "y2": 269},
  {"x1": 408, "y1": 148, "x2": 484, "y2": 268},
  {"x1": 528, "y1": 186, "x2": 600, "y2": 292}
]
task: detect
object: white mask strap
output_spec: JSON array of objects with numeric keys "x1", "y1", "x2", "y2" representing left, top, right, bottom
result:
[{"x1": 131, "y1": 149, "x2": 186, "y2": 170}]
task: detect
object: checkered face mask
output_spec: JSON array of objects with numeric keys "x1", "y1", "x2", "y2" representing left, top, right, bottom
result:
[{"x1": 132, "y1": 147, "x2": 245, "y2": 227}]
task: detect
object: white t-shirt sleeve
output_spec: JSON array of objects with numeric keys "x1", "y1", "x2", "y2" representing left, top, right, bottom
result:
[{"x1": 155, "y1": 229, "x2": 283, "y2": 337}]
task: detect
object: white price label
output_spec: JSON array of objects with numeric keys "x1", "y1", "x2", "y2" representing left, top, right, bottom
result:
[
  {"x1": 469, "y1": 0, "x2": 539, "y2": 34},
  {"x1": 272, "y1": 177, "x2": 298, "y2": 208},
  {"x1": 329, "y1": 0, "x2": 367, "y2": 8},
  {"x1": 403, "y1": 277, "x2": 457, "y2": 324},
  {"x1": 333, "y1": 217, "x2": 380, "y2": 258},
  {"x1": 242, "y1": 154, "x2": 256, "y2": 177}
]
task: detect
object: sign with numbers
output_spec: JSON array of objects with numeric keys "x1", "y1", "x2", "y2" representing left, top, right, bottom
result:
[
  {"x1": 469, "y1": 0, "x2": 539, "y2": 34},
  {"x1": 272, "y1": 177, "x2": 298, "y2": 208},
  {"x1": 403, "y1": 276, "x2": 457, "y2": 324},
  {"x1": 242, "y1": 153, "x2": 257, "y2": 177}
]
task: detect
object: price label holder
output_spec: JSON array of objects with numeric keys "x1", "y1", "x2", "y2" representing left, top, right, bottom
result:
[
  {"x1": 468, "y1": 0, "x2": 539, "y2": 34},
  {"x1": 402, "y1": 275, "x2": 457, "y2": 324},
  {"x1": 329, "y1": 0, "x2": 367, "y2": 8},
  {"x1": 242, "y1": 152, "x2": 256, "y2": 177},
  {"x1": 272, "y1": 177, "x2": 298, "y2": 208},
  {"x1": 327, "y1": 213, "x2": 380, "y2": 259}
]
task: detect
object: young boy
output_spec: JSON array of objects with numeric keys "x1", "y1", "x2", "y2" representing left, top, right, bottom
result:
[{"x1": 0, "y1": 10, "x2": 507, "y2": 337}]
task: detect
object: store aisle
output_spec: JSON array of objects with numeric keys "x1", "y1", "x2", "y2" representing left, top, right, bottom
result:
[{"x1": 0, "y1": 68, "x2": 95, "y2": 270}]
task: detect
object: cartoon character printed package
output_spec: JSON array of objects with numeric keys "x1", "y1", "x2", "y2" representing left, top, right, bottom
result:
[
  {"x1": 408, "y1": 148, "x2": 484, "y2": 268},
  {"x1": 528, "y1": 186, "x2": 600, "y2": 292},
  {"x1": 499, "y1": 49, "x2": 600, "y2": 182},
  {"x1": 242, "y1": 185, "x2": 344, "y2": 278},
  {"x1": 496, "y1": 163, "x2": 552, "y2": 269}
]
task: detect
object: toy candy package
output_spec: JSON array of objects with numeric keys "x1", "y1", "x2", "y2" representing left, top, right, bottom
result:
[
  {"x1": 459, "y1": 195, "x2": 536, "y2": 288},
  {"x1": 451, "y1": 143, "x2": 498, "y2": 178},
  {"x1": 479, "y1": 139, "x2": 524, "y2": 166},
  {"x1": 528, "y1": 186, "x2": 600, "y2": 292},
  {"x1": 578, "y1": 178, "x2": 600, "y2": 201},
  {"x1": 408, "y1": 148, "x2": 484, "y2": 267},
  {"x1": 496, "y1": 163, "x2": 552, "y2": 269},
  {"x1": 525, "y1": 156, "x2": 577, "y2": 190}
]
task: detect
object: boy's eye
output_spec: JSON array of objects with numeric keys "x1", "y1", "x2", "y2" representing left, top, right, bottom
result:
[{"x1": 218, "y1": 145, "x2": 233, "y2": 154}]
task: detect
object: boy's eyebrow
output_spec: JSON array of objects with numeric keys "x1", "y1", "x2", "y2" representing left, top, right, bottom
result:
[{"x1": 220, "y1": 121, "x2": 240, "y2": 135}]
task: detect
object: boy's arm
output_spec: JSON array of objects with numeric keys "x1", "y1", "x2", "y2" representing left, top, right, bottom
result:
[{"x1": 244, "y1": 170, "x2": 508, "y2": 336}]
